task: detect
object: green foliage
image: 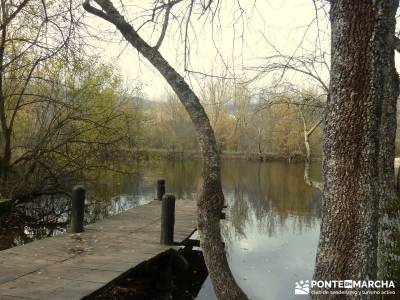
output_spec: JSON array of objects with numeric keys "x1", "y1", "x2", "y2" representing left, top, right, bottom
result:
[{"x1": 4, "y1": 55, "x2": 144, "y2": 199}]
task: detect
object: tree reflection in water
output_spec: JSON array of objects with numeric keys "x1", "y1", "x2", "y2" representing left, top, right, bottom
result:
[
  {"x1": 223, "y1": 161, "x2": 321, "y2": 241},
  {"x1": 203, "y1": 160, "x2": 322, "y2": 300},
  {"x1": 0, "y1": 159, "x2": 322, "y2": 300}
]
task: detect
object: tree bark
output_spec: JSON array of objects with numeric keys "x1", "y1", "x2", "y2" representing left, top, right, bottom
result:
[
  {"x1": 0, "y1": 0, "x2": 11, "y2": 182},
  {"x1": 313, "y1": 1, "x2": 399, "y2": 299},
  {"x1": 0, "y1": 127, "x2": 11, "y2": 180},
  {"x1": 83, "y1": 1, "x2": 248, "y2": 299},
  {"x1": 376, "y1": 2, "x2": 400, "y2": 283}
]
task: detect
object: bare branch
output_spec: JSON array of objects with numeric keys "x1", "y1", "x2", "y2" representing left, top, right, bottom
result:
[
  {"x1": 0, "y1": 0, "x2": 31, "y2": 32},
  {"x1": 154, "y1": 1, "x2": 171, "y2": 50}
]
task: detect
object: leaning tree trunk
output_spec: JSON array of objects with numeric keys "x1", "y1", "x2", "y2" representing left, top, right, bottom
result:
[
  {"x1": 83, "y1": 1, "x2": 248, "y2": 299},
  {"x1": 313, "y1": 1, "x2": 399, "y2": 299}
]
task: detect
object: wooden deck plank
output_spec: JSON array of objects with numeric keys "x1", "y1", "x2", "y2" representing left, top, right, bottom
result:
[{"x1": 0, "y1": 200, "x2": 197, "y2": 300}]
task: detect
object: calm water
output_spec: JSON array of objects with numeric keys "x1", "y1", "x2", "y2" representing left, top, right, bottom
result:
[{"x1": 0, "y1": 160, "x2": 322, "y2": 300}]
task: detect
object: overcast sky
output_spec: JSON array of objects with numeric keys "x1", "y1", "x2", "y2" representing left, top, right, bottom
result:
[{"x1": 85, "y1": 0, "x2": 331, "y2": 100}]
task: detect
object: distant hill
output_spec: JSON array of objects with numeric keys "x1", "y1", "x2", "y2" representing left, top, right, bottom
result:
[{"x1": 132, "y1": 97, "x2": 153, "y2": 109}]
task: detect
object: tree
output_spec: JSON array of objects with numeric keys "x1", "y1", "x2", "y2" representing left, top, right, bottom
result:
[
  {"x1": 7, "y1": 57, "x2": 143, "y2": 201},
  {"x1": 201, "y1": 76, "x2": 236, "y2": 151},
  {"x1": 83, "y1": 1, "x2": 248, "y2": 299},
  {"x1": 313, "y1": 2, "x2": 400, "y2": 298},
  {"x1": 259, "y1": 86, "x2": 324, "y2": 171},
  {"x1": 0, "y1": 0, "x2": 80, "y2": 184},
  {"x1": 251, "y1": 1, "x2": 329, "y2": 182},
  {"x1": 256, "y1": 1, "x2": 400, "y2": 286},
  {"x1": 231, "y1": 82, "x2": 253, "y2": 154},
  {"x1": 145, "y1": 91, "x2": 197, "y2": 154}
]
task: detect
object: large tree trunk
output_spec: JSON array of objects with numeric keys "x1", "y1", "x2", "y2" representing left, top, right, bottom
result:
[
  {"x1": 313, "y1": 1, "x2": 399, "y2": 299},
  {"x1": 83, "y1": 1, "x2": 248, "y2": 299},
  {"x1": 376, "y1": 3, "x2": 400, "y2": 282}
]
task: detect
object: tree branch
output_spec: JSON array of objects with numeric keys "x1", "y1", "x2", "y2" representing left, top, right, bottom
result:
[
  {"x1": 307, "y1": 117, "x2": 323, "y2": 137},
  {"x1": 154, "y1": 3, "x2": 171, "y2": 50},
  {"x1": 0, "y1": 0, "x2": 31, "y2": 32}
]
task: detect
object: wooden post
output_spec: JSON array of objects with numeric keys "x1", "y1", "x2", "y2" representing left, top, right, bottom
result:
[
  {"x1": 156, "y1": 179, "x2": 166, "y2": 200},
  {"x1": 160, "y1": 194, "x2": 175, "y2": 245},
  {"x1": 71, "y1": 185, "x2": 86, "y2": 233}
]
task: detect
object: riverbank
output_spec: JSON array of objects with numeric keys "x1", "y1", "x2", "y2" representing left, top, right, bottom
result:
[{"x1": 139, "y1": 148, "x2": 321, "y2": 162}]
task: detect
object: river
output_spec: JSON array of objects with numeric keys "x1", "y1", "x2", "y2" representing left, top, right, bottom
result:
[{"x1": 0, "y1": 159, "x2": 322, "y2": 300}]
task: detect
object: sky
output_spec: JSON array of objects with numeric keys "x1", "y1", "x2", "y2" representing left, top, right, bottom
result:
[{"x1": 84, "y1": 0, "x2": 330, "y2": 100}]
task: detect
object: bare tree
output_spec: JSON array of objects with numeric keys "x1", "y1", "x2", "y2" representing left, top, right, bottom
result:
[
  {"x1": 259, "y1": 86, "x2": 324, "y2": 186},
  {"x1": 299, "y1": 109, "x2": 322, "y2": 190},
  {"x1": 83, "y1": 1, "x2": 248, "y2": 299},
  {"x1": 232, "y1": 82, "x2": 252, "y2": 154},
  {"x1": 201, "y1": 75, "x2": 232, "y2": 133}
]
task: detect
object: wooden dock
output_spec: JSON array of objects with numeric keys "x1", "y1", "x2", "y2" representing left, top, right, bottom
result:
[{"x1": 0, "y1": 199, "x2": 197, "y2": 300}]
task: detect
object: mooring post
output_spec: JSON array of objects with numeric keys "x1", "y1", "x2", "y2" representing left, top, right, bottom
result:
[
  {"x1": 160, "y1": 194, "x2": 175, "y2": 245},
  {"x1": 71, "y1": 185, "x2": 86, "y2": 233},
  {"x1": 156, "y1": 179, "x2": 166, "y2": 200}
]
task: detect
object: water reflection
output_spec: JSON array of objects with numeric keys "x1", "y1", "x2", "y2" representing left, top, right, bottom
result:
[
  {"x1": 0, "y1": 160, "x2": 322, "y2": 299},
  {"x1": 197, "y1": 161, "x2": 321, "y2": 300},
  {"x1": 222, "y1": 161, "x2": 321, "y2": 240},
  {"x1": 198, "y1": 216, "x2": 320, "y2": 300}
]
